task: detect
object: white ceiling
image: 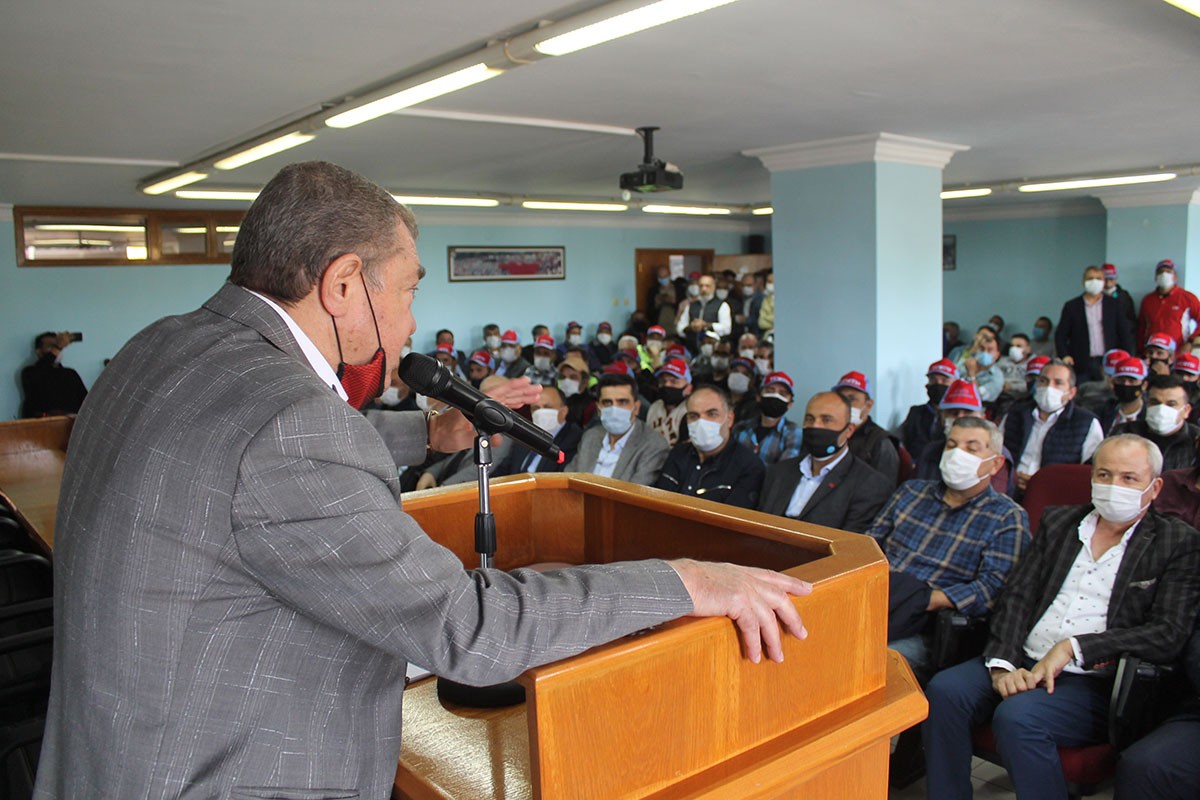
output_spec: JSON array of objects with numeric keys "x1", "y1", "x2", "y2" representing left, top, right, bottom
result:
[{"x1": 3, "y1": 0, "x2": 1200, "y2": 212}]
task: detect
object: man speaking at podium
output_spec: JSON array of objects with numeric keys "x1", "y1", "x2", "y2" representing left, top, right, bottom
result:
[{"x1": 35, "y1": 162, "x2": 812, "y2": 800}]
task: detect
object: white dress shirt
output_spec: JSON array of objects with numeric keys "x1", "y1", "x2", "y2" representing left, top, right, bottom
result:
[
  {"x1": 987, "y1": 511, "x2": 1138, "y2": 674},
  {"x1": 784, "y1": 448, "x2": 849, "y2": 518},
  {"x1": 1015, "y1": 406, "x2": 1104, "y2": 475},
  {"x1": 1083, "y1": 296, "x2": 1105, "y2": 357},
  {"x1": 593, "y1": 426, "x2": 634, "y2": 478},
  {"x1": 248, "y1": 289, "x2": 348, "y2": 402}
]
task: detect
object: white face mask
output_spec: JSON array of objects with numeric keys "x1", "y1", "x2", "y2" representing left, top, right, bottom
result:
[
  {"x1": 534, "y1": 356, "x2": 552, "y2": 372},
  {"x1": 500, "y1": 346, "x2": 518, "y2": 363},
  {"x1": 379, "y1": 386, "x2": 402, "y2": 407},
  {"x1": 646, "y1": 339, "x2": 663, "y2": 353},
  {"x1": 1146, "y1": 403, "x2": 1183, "y2": 435},
  {"x1": 754, "y1": 358, "x2": 771, "y2": 375},
  {"x1": 1091, "y1": 481, "x2": 1150, "y2": 524},
  {"x1": 557, "y1": 377, "x2": 580, "y2": 398},
  {"x1": 1083, "y1": 278, "x2": 1104, "y2": 296},
  {"x1": 939, "y1": 447, "x2": 994, "y2": 491},
  {"x1": 567, "y1": 333, "x2": 582, "y2": 346},
  {"x1": 727, "y1": 372, "x2": 751, "y2": 394},
  {"x1": 532, "y1": 407, "x2": 561, "y2": 433},
  {"x1": 700, "y1": 343, "x2": 714, "y2": 358},
  {"x1": 485, "y1": 335, "x2": 501, "y2": 350},
  {"x1": 739, "y1": 348, "x2": 755, "y2": 359},
  {"x1": 716, "y1": 288, "x2": 729, "y2": 300},
  {"x1": 689, "y1": 418, "x2": 726, "y2": 452},
  {"x1": 765, "y1": 282, "x2": 775, "y2": 295},
  {"x1": 600, "y1": 405, "x2": 633, "y2": 436},
  {"x1": 687, "y1": 284, "x2": 701, "y2": 298},
  {"x1": 415, "y1": 394, "x2": 435, "y2": 412},
  {"x1": 1157, "y1": 272, "x2": 1176, "y2": 291},
  {"x1": 1034, "y1": 385, "x2": 1066, "y2": 413},
  {"x1": 742, "y1": 285, "x2": 755, "y2": 298},
  {"x1": 1008, "y1": 345, "x2": 1026, "y2": 362},
  {"x1": 849, "y1": 406, "x2": 864, "y2": 426},
  {"x1": 597, "y1": 332, "x2": 612, "y2": 345}
]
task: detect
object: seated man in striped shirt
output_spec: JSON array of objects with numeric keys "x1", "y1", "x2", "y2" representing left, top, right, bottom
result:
[{"x1": 866, "y1": 417, "x2": 1032, "y2": 682}]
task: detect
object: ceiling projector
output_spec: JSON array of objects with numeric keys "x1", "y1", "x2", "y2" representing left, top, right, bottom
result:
[{"x1": 619, "y1": 126, "x2": 683, "y2": 193}]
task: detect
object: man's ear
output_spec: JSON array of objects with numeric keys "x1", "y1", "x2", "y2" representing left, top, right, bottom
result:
[{"x1": 318, "y1": 253, "x2": 364, "y2": 317}]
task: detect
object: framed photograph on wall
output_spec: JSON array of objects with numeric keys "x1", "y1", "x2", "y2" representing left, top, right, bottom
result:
[
  {"x1": 943, "y1": 235, "x2": 957, "y2": 271},
  {"x1": 448, "y1": 246, "x2": 565, "y2": 282}
]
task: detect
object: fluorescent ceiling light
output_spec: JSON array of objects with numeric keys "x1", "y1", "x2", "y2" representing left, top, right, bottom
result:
[
  {"x1": 325, "y1": 64, "x2": 505, "y2": 129},
  {"x1": 142, "y1": 171, "x2": 208, "y2": 195},
  {"x1": 214, "y1": 132, "x2": 315, "y2": 170},
  {"x1": 33, "y1": 238, "x2": 112, "y2": 246},
  {"x1": 940, "y1": 188, "x2": 993, "y2": 200},
  {"x1": 1018, "y1": 173, "x2": 1177, "y2": 193},
  {"x1": 522, "y1": 201, "x2": 628, "y2": 212},
  {"x1": 392, "y1": 195, "x2": 500, "y2": 207},
  {"x1": 176, "y1": 189, "x2": 261, "y2": 201},
  {"x1": 173, "y1": 226, "x2": 240, "y2": 234},
  {"x1": 126, "y1": 245, "x2": 148, "y2": 260},
  {"x1": 535, "y1": 0, "x2": 740, "y2": 56},
  {"x1": 393, "y1": 108, "x2": 637, "y2": 136},
  {"x1": 642, "y1": 204, "x2": 732, "y2": 216},
  {"x1": 36, "y1": 223, "x2": 145, "y2": 232},
  {"x1": 751, "y1": 206, "x2": 773, "y2": 215},
  {"x1": 1163, "y1": 1, "x2": 1200, "y2": 18}
]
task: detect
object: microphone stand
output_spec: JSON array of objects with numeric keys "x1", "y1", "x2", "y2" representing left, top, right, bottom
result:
[{"x1": 436, "y1": 412, "x2": 526, "y2": 708}]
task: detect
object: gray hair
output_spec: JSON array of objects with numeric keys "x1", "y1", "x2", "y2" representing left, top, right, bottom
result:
[
  {"x1": 949, "y1": 415, "x2": 1003, "y2": 455},
  {"x1": 1044, "y1": 358, "x2": 1077, "y2": 388},
  {"x1": 1096, "y1": 434, "x2": 1164, "y2": 479},
  {"x1": 230, "y1": 161, "x2": 419, "y2": 302}
]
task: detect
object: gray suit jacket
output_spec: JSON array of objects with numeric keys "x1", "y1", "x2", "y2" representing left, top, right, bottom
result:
[
  {"x1": 36, "y1": 283, "x2": 692, "y2": 800},
  {"x1": 566, "y1": 419, "x2": 670, "y2": 486}
]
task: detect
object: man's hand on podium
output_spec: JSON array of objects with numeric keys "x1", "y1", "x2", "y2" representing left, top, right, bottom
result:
[{"x1": 668, "y1": 559, "x2": 812, "y2": 664}]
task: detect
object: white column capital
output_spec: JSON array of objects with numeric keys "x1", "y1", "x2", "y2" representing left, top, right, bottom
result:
[
  {"x1": 743, "y1": 132, "x2": 969, "y2": 173},
  {"x1": 1094, "y1": 183, "x2": 1200, "y2": 209}
]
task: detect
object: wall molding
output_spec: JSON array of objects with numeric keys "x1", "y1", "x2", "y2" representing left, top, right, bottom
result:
[
  {"x1": 1094, "y1": 184, "x2": 1200, "y2": 209},
  {"x1": 414, "y1": 207, "x2": 764, "y2": 234},
  {"x1": 743, "y1": 132, "x2": 969, "y2": 172},
  {"x1": 0, "y1": 205, "x2": 12, "y2": 223},
  {"x1": 943, "y1": 198, "x2": 1104, "y2": 222}
]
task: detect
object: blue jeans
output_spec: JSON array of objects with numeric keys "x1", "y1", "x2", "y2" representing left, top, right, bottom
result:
[
  {"x1": 890, "y1": 633, "x2": 933, "y2": 685},
  {"x1": 923, "y1": 658, "x2": 1110, "y2": 800}
]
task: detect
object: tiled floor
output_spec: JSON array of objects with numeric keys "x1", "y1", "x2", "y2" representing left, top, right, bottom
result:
[{"x1": 887, "y1": 756, "x2": 1115, "y2": 800}]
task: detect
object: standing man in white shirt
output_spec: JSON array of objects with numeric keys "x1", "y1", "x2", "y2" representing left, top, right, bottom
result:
[{"x1": 923, "y1": 434, "x2": 1200, "y2": 800}]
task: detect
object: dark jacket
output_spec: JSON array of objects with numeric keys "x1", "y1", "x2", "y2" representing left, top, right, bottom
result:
[
  {"x1": 1111, "y1": 419, "x2": 1200, "y2": 473},
  {"x1": 496, "y1": 421, "x2": 583, "y2": 476},
  {"x1": 847, "y1": 417, "x2": 899, "y2": 489},
  {"x1": 1099, "y1": 397, "x2": 1145, "y2": 435},
  {"x1": 20, "y1": 355, "x2": 88, "y2": 418},
  {"x1": 1004, "y1": 399, "x2": 1098, "y2": 470},
  {"x1": 758, "y1": 452, "x2": 891, "y2": 533},
  {"x1": 899, "y1": 402, "x2": 940, "y2": 464},
  {"x1": 985, "y1": 505, "x2": 1200, "y2": 669},
  {"x1": 1055, "y1": 294, "x2": 1135, "y2": 371},
  {"x1": 655, "y1": 439, "x2": 764, "y2": 509}
]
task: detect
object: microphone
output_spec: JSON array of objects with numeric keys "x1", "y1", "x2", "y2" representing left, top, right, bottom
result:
[{"x1": 399, "y1": 352, "x2": 563, "y2": 462}]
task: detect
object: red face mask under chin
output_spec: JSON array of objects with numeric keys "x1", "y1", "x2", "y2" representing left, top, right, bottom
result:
[{"x1": 333, "y1": 274, "x2": 387, "y2": 411}]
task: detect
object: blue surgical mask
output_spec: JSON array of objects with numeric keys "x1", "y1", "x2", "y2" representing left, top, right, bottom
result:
[
  {"x1": 600, "y1": 406, "x2": 634, "y2": 436},
  {"x1": 1033, "y1": 327, "x2": 1048, "y2": 341},
  {"x1": 975, "y1": 350, "x2": 995, "y2": 368}
]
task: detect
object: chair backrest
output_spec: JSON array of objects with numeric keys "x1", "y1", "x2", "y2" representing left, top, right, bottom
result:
[
  {"x1": 1021, "y1": 463, "x2": 1093, "y2": 534},
  {"x1": 896, "y1": 444, "x2": 916, "y2": 484}
]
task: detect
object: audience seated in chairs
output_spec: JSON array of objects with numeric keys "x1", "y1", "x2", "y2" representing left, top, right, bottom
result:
[
  {"x1": 899, "y1": 359, "x2": 960, "y2": 466},
  {"x1": 565, "y1": 373, "x2": 668, "y2": 486},
  {"x1": 731, "y1": 371, "x2": 803, "y2": 466},
  {"x1": 914, "y1": 379, "x2": 1014, "y2": 496},
  {"x1": 1111, "y1": 373, "x2": 1200, "y2": 472},
  {"x1": 832, "y1": 370, "x2": 900, "y2": 489},
  {"x1": 923, "y1": 434, "x2": 1200, "y2": 800}
]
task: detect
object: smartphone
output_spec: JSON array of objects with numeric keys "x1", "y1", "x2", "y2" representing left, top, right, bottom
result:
[{"x1": 68, "y1": 332, "x2": 83, "y2": 343}]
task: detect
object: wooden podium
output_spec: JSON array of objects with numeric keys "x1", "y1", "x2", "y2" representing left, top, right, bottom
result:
[{"x1": 394, "y1": 473, "x2": 924, "y2": 800}]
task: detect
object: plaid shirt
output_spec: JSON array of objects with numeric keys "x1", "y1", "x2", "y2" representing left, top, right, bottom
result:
[
  {"x1": 732, "y1": 416, "x2": 803, "y2": 465},
  {"x1": 866, "y1": 479, "x2": 1031, "y2": 617}
]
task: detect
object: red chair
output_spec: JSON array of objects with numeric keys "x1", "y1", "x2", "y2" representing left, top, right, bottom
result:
[
  {"x1": 1020, "y1": 463, "x2": 1093, "y2": 532},
  {"x1": 896, "y1": 444, "x2": 916, "y2": 484}
]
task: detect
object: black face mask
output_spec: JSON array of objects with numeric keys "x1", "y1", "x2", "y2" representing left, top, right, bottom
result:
[
  {"x1": 760, "y1": 396, "x2": 790, "y2": 419},
  {"x1": 1113, "y1": 384, "x2": 1142, "y2": 404},
  {"x1": 658, "y1": 386, "x2": 685, "y2": 406},
  {"x1": 802, "y1": 425, "x2": 848, "y2": 458},
  {"x1": 926, "y1": 383, "x2": 949, "y2": 406}
]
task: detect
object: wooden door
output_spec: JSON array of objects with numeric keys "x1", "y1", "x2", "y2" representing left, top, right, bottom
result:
[{"x1": 634, "y1": 248, "x2": 715, "y2": 320}]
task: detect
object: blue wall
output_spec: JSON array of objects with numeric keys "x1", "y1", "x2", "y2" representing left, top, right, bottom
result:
[
  {"x1": 0, "y1": 216, "x2": 746, "y2": 419},
  {"x1": 943, "y1": 212, "x2": 1107, "y2": 341}
]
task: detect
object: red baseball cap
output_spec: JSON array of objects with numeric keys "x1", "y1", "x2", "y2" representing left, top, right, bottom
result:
[
  {"x1": 647, "y1": 325, "x2": 666, "y2": 338},
  {"x1": 763, "y1": 371, "x2": 795, "y2": 393},
  {"x1": 1114, "y1": 357, "x2": 1148, "y2": 381},
  {"x1": 1146, "y1": 333, "x2": 1177, "y2": 353},
  {"x1": 534, "y1": 334, "x2": 556, "y2": 350},
  {"x1": 939, "y1": 379, "x2": 983, "y2": 412},
  {"x1": 927, "y1": 359, "x2": 958, "y2": 380},
  {"x1": 1026, "y1": 355, "x2": 1051, "y2": 376},
  {"x1": 602, "y1": 361, "x2": 635, "y2": 376},
  {"x1": 833, "y1": 370, "x2": 871, "y2": 397},
  {"x1": 1174, "y1": 353, "x2": 1200, "y2": 376},
  {"x1": 1102, "y1": 263, "x2": 1117, "y2": 279},
  {"x1": 597, "y1": 321, "x2": 613, "y2": 332},
  {"x1": 1103, "y1": 349, "x2": 1131, "y2": 376},
  {"x1": 655, "y1": 358, "x2": 692, "y2": 383},
  {"x1": 435, "y1": 343, "x2": 456, "y2": 357},
  {"x1": 1156, "y1": 259, "x2": 1176, "y2": 273},
  {"x1": 468, "y1": 350, "x2": 495, "y2": 371},
  {"x1": 665, "y1": 343, "x2": 688, "y2": 359},
  {"x1": 500, "y1": 329, "x2": 519, "y2": 345}
]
